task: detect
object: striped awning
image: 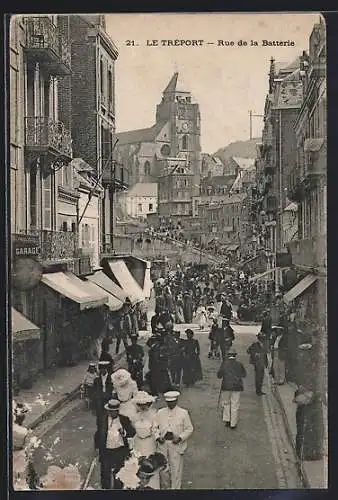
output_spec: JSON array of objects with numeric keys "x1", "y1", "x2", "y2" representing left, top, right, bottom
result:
[
  {"x1": 12, "y1": 308, "x2": 40, "y2": 342},
  {"x1": 41, "y1": 272, "x2": 108, "y2": 310},
  {"x1": 283, "y1": 274, "x2": 317, "y2": 303}
]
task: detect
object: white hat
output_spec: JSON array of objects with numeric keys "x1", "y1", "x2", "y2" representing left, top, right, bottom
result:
[
  {"x1": 133, "y1": 391, "x2": 156, "y2": 405},
  {"x1": 104, "y1": 399, "x2": 121, "y2": 411},
  {"x1": 111, "y1": 369, "x2": 131, "y2": 387},
  {"x1": 164, "y1": 391, "x2": 180, "y2": 402}
]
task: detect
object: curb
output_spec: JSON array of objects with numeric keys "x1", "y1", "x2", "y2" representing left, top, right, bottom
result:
[
  {"x1": 27, "y1": 350, "x2": 127, "y2": 431},
  {"x1": 271, "y1": 378, "x2": 311, "y2": 488}
]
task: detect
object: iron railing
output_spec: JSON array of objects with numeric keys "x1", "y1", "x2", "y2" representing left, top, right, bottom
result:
[
  {"x1": 24, "y1": 16, "x2": 71, "y2": 72},
  {"x1": 25, "y1": 116, "x2": 72, "y2": 159}
]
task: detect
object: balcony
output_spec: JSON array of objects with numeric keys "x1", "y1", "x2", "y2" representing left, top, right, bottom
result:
[
  {"x1": 304, "y1": 138, "x2": 326, "y2": 178},
  {"x1": 24, "y1": 17, "x2": 71, "y2": 75},
  {"x1": 265, "y1": 195, "x2": 278, "y2": 214},
  {"x1": 25, "y1": 117, "x2": 72, "y2": 161},
  {"x1": 287, "y1": 235, "x2": 327, "y2": 269}
]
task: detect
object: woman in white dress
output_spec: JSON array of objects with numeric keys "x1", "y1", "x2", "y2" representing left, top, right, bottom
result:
[
  {"x1": 111, "y1": 369, "x2": 138, "y2": 422},
  {"x1": 131, "y1": 391, "x2": 160, "y2": 489}
]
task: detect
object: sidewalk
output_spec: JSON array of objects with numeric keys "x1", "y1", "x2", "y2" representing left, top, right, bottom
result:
[
  {"x1": 273, "y1": 381, "x2": 328, "y2": 488},
  {"x1": 17, "y1": 349, "x2": 127, "y2": 430}
]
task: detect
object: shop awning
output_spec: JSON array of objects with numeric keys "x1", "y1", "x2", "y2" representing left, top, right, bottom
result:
[
  {"x1": 249, "y1": 268, "x2": 277, "y2": 282},
  {"x1": 107, "y1": 260, "x2": 145, "y2": 303},
  {"x1": 41, "y1": 272, "x2": 108, "y2": 310},
  {"x1": 283, "y1": 274, "x2": 318, "y2": 304},
  {"x1": 86, "y1": 271, "x2": 128, "y2": 303},
  {"x1": 12, "y1": 308, "x2": 40, "y2": 342},
  {"x1": 84, "y1": 280, "x2": 123, "y2": 312}
]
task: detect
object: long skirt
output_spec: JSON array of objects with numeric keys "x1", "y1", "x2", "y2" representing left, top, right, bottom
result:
[{"x1": 182, "y1": 356, "x2": 203, "y2": 385}]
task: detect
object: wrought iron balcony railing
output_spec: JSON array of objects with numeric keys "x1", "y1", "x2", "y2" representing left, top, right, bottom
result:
[
  {"x1": 24, "y1": 16, "x2": 71, "y2": 75},
  {"x1": 25, "y1": 116, "x2": 72, "y2": 159}
]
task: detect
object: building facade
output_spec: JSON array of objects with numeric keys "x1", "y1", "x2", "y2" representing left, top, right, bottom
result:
[
  {"x1": 69, "y1": 14, "x2": 128, "y2": 255},
  {"x1": 253, "y1": 56, "x2": 304, "y2": 287},
  {"x1": 118, "y1": 182, "x2": 158, "y2": 219}
]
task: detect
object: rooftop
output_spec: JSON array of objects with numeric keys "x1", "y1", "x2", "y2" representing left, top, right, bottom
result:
[
  {"x1": 232, "y1": 157, "x2": 256, "y2": 170},
  {"x1": 116, "y1": 121, "x2": 167, "y2": 145}
]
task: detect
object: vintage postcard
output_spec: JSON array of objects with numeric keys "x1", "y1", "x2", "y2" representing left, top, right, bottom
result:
[{"x1": 9, "y1": 12, "x2": 327, "y2": 491}]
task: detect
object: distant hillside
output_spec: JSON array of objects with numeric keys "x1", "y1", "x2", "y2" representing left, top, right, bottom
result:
[{"x1": 214, "y1": 137, "x2": 261, "y2": 163}]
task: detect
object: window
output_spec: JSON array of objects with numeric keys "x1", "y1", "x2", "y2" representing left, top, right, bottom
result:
[
  {"x1": 138, "y1": 204, "x2": 142, "y2": 212},
  {"x1": 30, "y1": 164, "x2": 37, "y2": 229},
  {"x1": 149, "y1": 203, "x2": 153, "y2": 211},
  {"x1": 62, "y1": 163, "x2": 72, "y2": 188},
  {"x1": 108, "y1": 69, "x2": 112, "y2": 104},
  {"x1": 144, "y1": 161, "x2": 151, "y2": 176},
  {"x1": 43, "y1": 173, "x2": 52, "y2": 230},
  {"x1": 100, "y1": 59, "x2": 104, "y2": 95},
  {"x1": 10, "y1": 67, "x2": 18, "y2": 143},
  {"x1": 62, "y1": 221, "x2": 68, "y2": 232},
  {"x1": 182, "y1": 135, "x2": 188, "y2": 150}
]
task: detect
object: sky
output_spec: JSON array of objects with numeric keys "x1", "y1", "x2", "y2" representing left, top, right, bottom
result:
[{"x1": 106, "y1": 12, "x2": 321, "y2": 154}]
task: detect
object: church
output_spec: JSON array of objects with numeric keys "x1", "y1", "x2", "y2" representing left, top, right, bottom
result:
[{"x1": 116, "y1": 73, "x2": 202, "y2": 217}]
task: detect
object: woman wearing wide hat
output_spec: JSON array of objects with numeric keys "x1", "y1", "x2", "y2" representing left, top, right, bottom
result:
[
  {"x1": 132, "y1": 391, "x2": 160, "y2": 488},
  {"x1": 111, "y1": 369, "x2": 138, "y2": 422}
]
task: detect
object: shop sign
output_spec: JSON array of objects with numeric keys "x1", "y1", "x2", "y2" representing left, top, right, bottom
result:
[
  {"x1": 12, "y1": 234, "x2": 41, "y2": 259},
  {"x1": 12, "y1": 234, "x2": 42, "y2": 290}
]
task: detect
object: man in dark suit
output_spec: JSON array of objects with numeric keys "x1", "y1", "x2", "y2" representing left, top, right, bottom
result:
[
  {"x1": 217, "y1": 349, "x2": 247, "y2": 429},
  {"x1": 247, "y1": 333, "x2": 268, "y2": 395},
  {"x1": 93, "y1": 361, "x2": 115, "y2": 434},
  {"x1": 96, "y1": 399, "x2": 136, "y2": 489}
]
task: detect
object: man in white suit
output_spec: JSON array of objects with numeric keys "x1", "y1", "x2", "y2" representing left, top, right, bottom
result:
[{"x1": 155, "y1": 391, "x2": 193, "y2": 489}]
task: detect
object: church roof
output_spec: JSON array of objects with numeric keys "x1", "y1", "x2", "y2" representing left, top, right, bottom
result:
[
  {"x1": 116, "y1": 121, "x2": 167, "y2": 145},
  {"x1": 163, "y1": 72, "x2": 192, "y2": 94},
  {"x1": 164, "y1": 72, "x2": 179, "y2": 93}
]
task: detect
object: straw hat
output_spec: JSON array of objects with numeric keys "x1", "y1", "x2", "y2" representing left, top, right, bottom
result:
[{"x1": 104, "y1": 399, "x2": 120, "y2": 411}]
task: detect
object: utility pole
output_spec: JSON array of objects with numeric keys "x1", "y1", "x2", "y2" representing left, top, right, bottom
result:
[{"x1": 249, "y1": 110, "x2": 264, "y2": 140}]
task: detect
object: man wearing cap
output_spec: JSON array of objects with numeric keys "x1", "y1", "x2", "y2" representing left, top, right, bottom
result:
[
  {"x1": 247, "y1": 333, "x2": 268, "y2": 395},
  {"x1": 97, "y1": 399, "x2": 136, "y2": 489},
  {"x1": 126, "y1": 334, "x2": 144, "y2": 390},
  {"x1": 93, "y1": 361, "x2": 115, "y2": 434},
  {"x1": 154, "y1": 391, "x2": 193, "y2": 489},
  {"x1": 217, "y1": 349, "x2": 247, "y2": 429}
]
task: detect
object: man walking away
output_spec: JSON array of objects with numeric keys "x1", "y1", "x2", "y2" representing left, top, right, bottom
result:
[
  {"x1": 96, "y1": 399, "x2": 136, "y2": 489},
  {"x1": 247, "y1": 333, "x2": 268, "y2": 395},
  {"x1": 217, "y1": 349, "x2": 246, "y2": 429},
  {"x1": 126, "y1": 334, "x2": 144, "y2": 390},
  {"x1": 220, "y1": 296, "x2": 232, "y2": 320},
  {"x1": 155, "y1": 391, "x2": 193, "y2": 489},
  {"x1": 93, "y1": 361, "x2": 115, "y2": 440}
]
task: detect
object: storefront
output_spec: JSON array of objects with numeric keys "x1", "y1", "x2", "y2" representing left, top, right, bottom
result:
[
  {"x1": 39, "y1": 271, "x2": 108, "y2": 368},
  {"x1": 12, "y1": 308, "x2": 41, "y2": 392}
]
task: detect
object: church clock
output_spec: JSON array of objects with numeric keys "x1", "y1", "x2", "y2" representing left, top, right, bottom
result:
[{"x1": 182, "y1": 122, "x2": 189, "y2": 131}]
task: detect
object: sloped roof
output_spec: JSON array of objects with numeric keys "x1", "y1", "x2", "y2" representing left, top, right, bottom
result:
[
  {"x1": 127, "y1": 182, "x2": 158, "y2": 198},
  {"x1": 275, "y1": 68, "x2": 303, "y2": 109},
  {"x1": 164, "y1": 72, "x2": 179, "y2": 93},
  {"x1": 276, "y1": 57, "x2": 301, "y2": 77},
  {"x1": 205, "y1": 192, "x2": 248, "y2": 207},
  {"x1": 232, "y1": 157, "x2": 255, "y2": 170},
  {"x1": 116, "y1": 121, "x2": 167, "y2": 145},
  {"x1": 201, "y1": 175, "x2": 236, "y2": 188}
]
